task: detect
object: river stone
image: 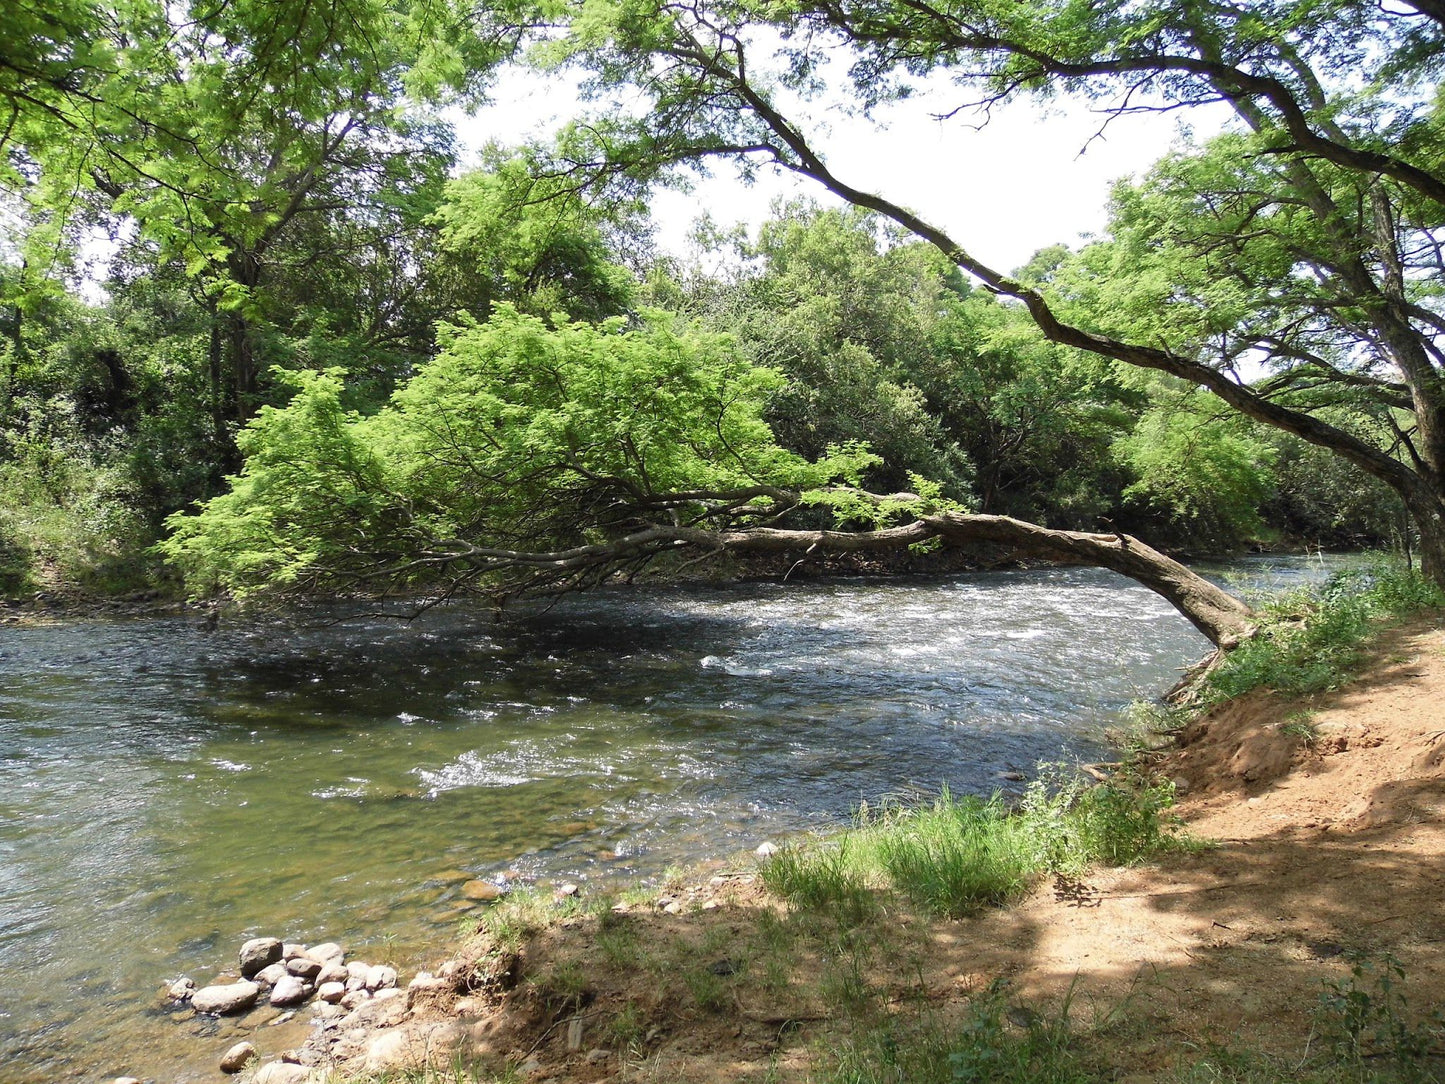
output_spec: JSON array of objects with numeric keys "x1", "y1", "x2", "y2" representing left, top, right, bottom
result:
[
  {"x1": 254, "y1": 1063, "x2": 311, "y2": 1084},
  {"x1": 346, "y1": 960, "x2": 371, "y2": 981},
  {"x1": 306, "y1": 941, "x2": 345, "y2": 967},
  {"x1": 282, "y1": 942, "x2": 308, "y2": 960},
  {"x1": 220, "y1": 1040, "x2": 256, "y2": 1074},
  {"x1": 339, "y1": 989, "x2": 369, "y2": 1010},
  {"x1": 318, "y1": 981, "x2": 346, "y2": 1003},
  {"x1": 254, "y1": 962, "x2": 288, "y2": 988},
  {"x1": 755, "y1": 841, "x2": 779, "y2": 857},
  {"x1": 269, "y1": 974, "x2": 310, "y2": 1007},
  {"x1": 317, "y1": 962, "x2": 349, "y2": 986},
  {"x1": 461, "y1": 879, "x2": 503, "y2": 902},
  {"x1": 114, "y1": 1078, "x2": 142, "y2": 1084},
  {"x1": 167, "y1": 976, "x2": 196, "y2": 1001},
  {"x1": 285, "y1": 957, "x2": 322, "y2": 980},
  {"x1": 239, "y1": 937, "x2": 284, "y2": 978},
  {"x1": 192, "y1": 980, "x2": 261, "y2": 1015},
  {"x1": 364, "y1": 964, "x2": 397, "y2": 991}
]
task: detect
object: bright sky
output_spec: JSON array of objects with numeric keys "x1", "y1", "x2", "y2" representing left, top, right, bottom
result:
[{"x1": 457, "y1": 65, "x2": 1227, "y2": 275}]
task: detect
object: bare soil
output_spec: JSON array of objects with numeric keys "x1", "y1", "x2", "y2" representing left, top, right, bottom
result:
[{"x1": 308, "y1": 617, "x2": 1445, "y2": 1082}]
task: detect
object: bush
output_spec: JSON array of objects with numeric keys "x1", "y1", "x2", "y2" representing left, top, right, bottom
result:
[{"x1": 1206, "y1": 560, "x2": 1445, "y2": 704}]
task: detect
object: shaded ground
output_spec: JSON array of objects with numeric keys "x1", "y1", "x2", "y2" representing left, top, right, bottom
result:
[{"x1": 262, "y1": 618, "x2": 1445, "y2": 1082}]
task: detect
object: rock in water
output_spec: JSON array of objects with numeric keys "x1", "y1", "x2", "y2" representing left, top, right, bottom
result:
[
  {"x1": 364, "y1": 964, "x2": 397, "y2": 991},
  {"x1": 285, "y1": 957, "x2": 322, "y2": 980},
  {"x1": 219, "y1": 1041, "x2": 256, "y2": 1073},
  {"x1": 269, "y1": 974, "x2": 309, "y2": 1007},
  {"x1": 253, "y1": 962, "x2": 288, "y2": 988},
  {"x1": 239, "y1": 938, "x2": 283, "y2": 978},
  {"x1": 254, "y1": 1064, "x2": 311, "y2": 1084},
  {"x1": 192, "y1": 981, "x2": 262, "y2": 1015},
  {"x1": 460, "y1": 880, "x2": 502, "y2": 901},
  {"x1": 166, "y1": 977, "x2": 197, "y2": 1001},
  {"x1": 306, "y1": 942, "x2": 345, "y2": 967}
]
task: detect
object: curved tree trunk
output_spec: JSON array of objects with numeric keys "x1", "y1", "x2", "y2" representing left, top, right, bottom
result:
[
  {"x1": 701, "y1": 514, "x2": 1258, "y2": 648},
  {"x1": 438, "y1": 514, "x2": 1259, "y2": 648}
]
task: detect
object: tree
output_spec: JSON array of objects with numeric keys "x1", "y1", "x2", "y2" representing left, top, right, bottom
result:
[
  {"x1": 545, "y1": 0, "x2": 1445, "y2": 584},
  {"x1": 162, "y1": 301, "x2": 1256, "y2": 645}
]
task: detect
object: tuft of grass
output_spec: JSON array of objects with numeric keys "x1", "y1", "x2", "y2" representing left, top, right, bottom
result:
[
  {"x1": 1206, "y1": 560, "x2": 1444, "y2": 704},
  {"x1": 781, "y1": 772, "x2": 1185, "y2": 921},
  {"x1": 873, "y1": 793, "x2": 1036, "y2": 917},
  {"x1": 819, "y1": 979, "x2": 1090, "y2": 1084},
  {"x1": 1279, "y1": 711, "x2": 1320, "y2": 747},
  {"x1": 758, "y1": 836, "x2": 879, "y2": 926}
]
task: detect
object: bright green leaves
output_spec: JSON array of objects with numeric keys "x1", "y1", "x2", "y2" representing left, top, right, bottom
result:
[
  {"x1": 161, "y1": 306, "x2": 874, "y2": 597},
  {"x1": 160, "y1": 369, "x2": 399, "y2": 595}
]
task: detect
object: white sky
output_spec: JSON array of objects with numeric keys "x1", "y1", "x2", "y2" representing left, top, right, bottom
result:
[{"x1": 457, "y1": 65, "x2": 1228, "y2": 275}]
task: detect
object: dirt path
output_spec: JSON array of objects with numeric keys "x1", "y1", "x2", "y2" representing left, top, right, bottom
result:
[{"x1": 292, "y1": 618, "x2": 1445, "y2": 1082}]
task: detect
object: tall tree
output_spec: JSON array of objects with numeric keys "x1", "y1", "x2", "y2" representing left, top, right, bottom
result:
[{"x1": 547, "y1": 0, "x2": 1445, "y2": 582}]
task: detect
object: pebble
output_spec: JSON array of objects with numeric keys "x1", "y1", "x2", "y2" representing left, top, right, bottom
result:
[
  {"x1": 318, "y1": 981, "x2": 346, "y2": 1003},
  {"x1": 254, "y1": 962, "x2": 288, "y2": 988},
  {"x1": 755, "y1": 841, "x2": 779, "y2": 857},
  {"x1": 113, "y1": 1078, "x2": 142, "y2": 1084},
  {"x1": 167, "y1": 976, "x2": 197, "y2": 1001},
  {"x1": 317, "y1": 962, "x2": 348, "y2": 986},
  {"x1": 557, "y1": 882, "x2": 579, "y2": 897},
  {"x1": 346, "y1": 960, "x2": 372, "y2": 982},
  {"x1": 364, "y1": 964, "x2": 397, "y2": 991},
  {"x1": 220, "y1": 1040, "x2": 256, "y2": 1073},
  {"x1": 281, "y1": 942, "x2": 308, "y2": 960}
]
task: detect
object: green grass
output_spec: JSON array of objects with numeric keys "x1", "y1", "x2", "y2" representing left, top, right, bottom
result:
[
  {"x1": 1205, "y1": 560, "x2": 1444, "y2": 705},
  {"x1": 762, "y1": 771, "x2": 1185, "y2": 921}
]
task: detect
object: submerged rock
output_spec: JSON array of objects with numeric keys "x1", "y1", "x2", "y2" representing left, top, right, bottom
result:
[
  {"x1": 220, "y1": 1040, "x2": 256, "y2": 1073},
  {"x1": 192, "y1": 980, "x2": 261, "y2": 1015},
  {"x1": 460, "y1": 879, "x2": 502, "y2": 901},
  {"x1": 239, "y1": 937, "x2": 283, "y2": 978},
  {"x1": 166, "y1": 976, "x2": 197, "y2": 1001}
]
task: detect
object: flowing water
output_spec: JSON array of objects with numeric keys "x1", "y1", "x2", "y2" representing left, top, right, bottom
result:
[{"x1": 0, "y1": 558, "x2": 1331, "y2": 1082}]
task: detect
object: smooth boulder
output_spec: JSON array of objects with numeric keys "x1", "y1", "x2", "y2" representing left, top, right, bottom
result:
[
  {"x1": 219, "y1": 1041, "x2": 256, "y2": 1074},
  {"x1": 269, "y1": 974, "x2": 309, "y2": 1007},
  {"x1": 192, "y1": 981, "x2": 261, "y2": 1015},
  {"x1": 306, "y1": 942, "x2": 345, "y2": 967},
  {"x1": 239, "y1": 938, "x2": 283, "y2": 978}
]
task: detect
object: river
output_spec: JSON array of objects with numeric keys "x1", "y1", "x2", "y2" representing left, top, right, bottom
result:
[{"x1": 0, "y1": 558, "x2": 1329, "y2": 1081}]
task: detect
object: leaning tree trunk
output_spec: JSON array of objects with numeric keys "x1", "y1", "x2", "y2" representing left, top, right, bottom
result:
[{"x1": 695, "y1": 514, "x2": 1258, "y2": 648}]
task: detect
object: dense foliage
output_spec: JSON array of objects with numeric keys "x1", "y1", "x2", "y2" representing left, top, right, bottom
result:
[{"x1": 0, "y1": 0, "x2": 1435, "y2": 604}]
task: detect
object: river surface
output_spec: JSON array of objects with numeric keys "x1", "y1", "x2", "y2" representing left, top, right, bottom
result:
[{"x1": 0, "y1": 558, "x2": 1332, "y2": 1082}]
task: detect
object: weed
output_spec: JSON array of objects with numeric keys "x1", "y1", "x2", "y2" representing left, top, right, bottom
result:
[
  {"x1": 529, "y1": 960, "x2": 587, "y2": 1011},
  {"x1": 1206, "y1": 560, "x2": 1444, "y2": 704},
  {"x1": 1279, "y1": 712, "x2": 1320, "y2": 747},
  {"x1": 759, "y1": 837, "x2": 878, "y2": 926},
  {"x1": 683, "y1": 965, "x2": 730, "y2": 1012},
  {"x1": 875, "y1": 793, "x2": 1035, "y2": 917},
  {"x1": 1317, "y1": 954, "x2": 1445, "y2": 1072},
  {"x1": 603, "y1": 1000, "x2": 647, "y2": 1051}
]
